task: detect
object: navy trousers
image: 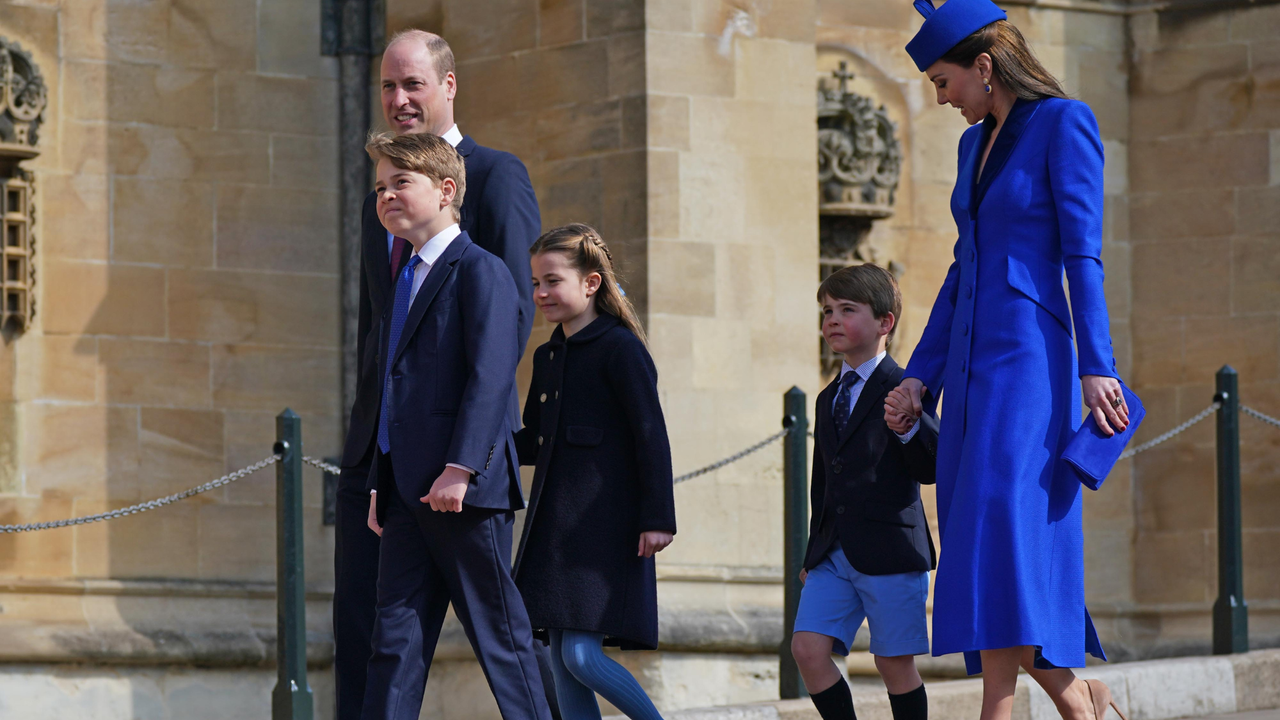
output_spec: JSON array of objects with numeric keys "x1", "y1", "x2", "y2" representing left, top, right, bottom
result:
[
  {"x1": 333, "y1": 452, "x2": 381, "y2": 720},
  {"x1": 361, "y1": 453, "x2": 553, "y2": 720}
]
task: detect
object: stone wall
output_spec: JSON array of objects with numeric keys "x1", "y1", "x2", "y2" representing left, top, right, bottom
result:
[
  {"x1": 1125, "y1": 1, "x2": 1280, "y2": 655},
  {"x1": 0, "y1": 0, "x2": 342, "y2": 674}
]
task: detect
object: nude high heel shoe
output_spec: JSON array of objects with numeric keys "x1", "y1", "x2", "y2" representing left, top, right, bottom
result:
[{"x1": 1084, "y1": 679, "x2": 1128, "y2": 720}]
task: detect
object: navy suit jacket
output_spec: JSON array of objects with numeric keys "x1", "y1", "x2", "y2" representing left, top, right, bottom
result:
[
  {"x1": 367, "y1": 231, "x2": 525, "y2": 519},
  {"x1": 340, "y1": 136, "x2": 540, "y2": 470},
  {"x1": 805, "y1": 355, "x2": 940, "y2": 577}
]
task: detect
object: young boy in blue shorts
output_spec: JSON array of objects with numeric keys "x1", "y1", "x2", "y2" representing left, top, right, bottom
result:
[{"x1": 792, "y1": 264, "x2": 939, "y2": 720}]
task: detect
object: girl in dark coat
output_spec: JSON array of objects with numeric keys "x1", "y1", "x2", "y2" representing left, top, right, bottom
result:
[{"x1": 514, "y1": 223, "x2": 676, "y2": 720}]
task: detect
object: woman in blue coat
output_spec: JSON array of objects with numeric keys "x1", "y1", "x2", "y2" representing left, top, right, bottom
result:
[{"x1": 888, "y1": 3, "x2": 1132, "y2": 720}]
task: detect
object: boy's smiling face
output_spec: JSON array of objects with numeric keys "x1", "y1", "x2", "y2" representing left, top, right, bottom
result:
[
  {"x1": 821, "y1": 294, "x2": 894, "y2": 365},
  {"x1": 374, "y1": 157, "x2": 455, "y2": 242}
]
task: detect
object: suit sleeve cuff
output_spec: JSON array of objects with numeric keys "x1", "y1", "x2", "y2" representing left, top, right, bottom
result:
[
  {"x1": 896, "y1": 421, "x2": 921, "y2": 444},
  {"x1": 446, "y1": 463, "x2": 477, "y2": 475}
]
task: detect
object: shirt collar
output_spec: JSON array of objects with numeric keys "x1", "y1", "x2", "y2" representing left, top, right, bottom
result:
[
  {"x1": 839, "y1": 351, "x2": 886, "y2": 385},
  {"x1": 415, "y1": 224, "x2": 461, "y2": 267},
  {"x1": 441, "y1": 124, "x2": 463, "y2": 148}
]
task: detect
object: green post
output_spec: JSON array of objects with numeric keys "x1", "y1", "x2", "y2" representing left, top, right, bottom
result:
[
  {"x1": 1212, "y1": 367, "x2": 1248, "y2": 654},
  {"x1": 780, "y1": 387, "x2": 809, "y2": 699},
  {"x1": 273, "y1": 409, "x2": 314, "y2": 720}
]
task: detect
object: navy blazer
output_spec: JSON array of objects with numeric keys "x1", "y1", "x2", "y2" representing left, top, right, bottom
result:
[
  {"x1": 341, "y1": 137, "x2": 540, "y2": 470},
  {"x1": 805, "y1": 355, "x2": 939, "y2": 577},
  {"x1": 367, "y1": 231, "x2": 525, "y2": 518}
]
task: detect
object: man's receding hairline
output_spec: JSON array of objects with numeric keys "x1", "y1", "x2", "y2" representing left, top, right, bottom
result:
[{"x1": 385, "y1": 29, "x2": 454, "y2": 82}]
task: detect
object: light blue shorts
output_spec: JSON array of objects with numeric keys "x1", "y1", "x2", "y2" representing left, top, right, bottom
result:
[{"x1": 794, "y1": 543, "x2": 930, "y2": 657}]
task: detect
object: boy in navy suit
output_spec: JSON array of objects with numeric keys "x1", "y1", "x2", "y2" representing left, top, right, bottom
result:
[
  {"x1": 791, "y1": 264, "x2": 939, "y2": 720},
  {"x1": 361, "y1": 132, "x2": 551, "y2": 720}
]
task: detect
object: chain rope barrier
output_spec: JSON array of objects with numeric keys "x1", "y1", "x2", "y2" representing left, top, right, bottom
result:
[
  {"x1": 1118, "y1": 402, "x2": 1220, "y2": 460},
  {"x1": 1242, "y1": 405, "x2": 1280, "y2": 430},
  {"x1": 0, "y1": 455, "x2": 281, "y2": 534},
  {"x1": 4, "y1": 400, "x2": 1274, "y2": 533},
  {"x1": 675, "y1": 428, "x2": 790, "y2": 484}
]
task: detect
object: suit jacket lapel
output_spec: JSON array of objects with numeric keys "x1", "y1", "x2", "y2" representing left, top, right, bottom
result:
[
  {"x1": 390, "y1": 234, "x2": 471, "y2": 367},
  {"x1": 816, "y1": 379, "x2": 840, "y2": 459},
  {"x1": 836, "y1": 356, "x2": 898, "y2": 451}
]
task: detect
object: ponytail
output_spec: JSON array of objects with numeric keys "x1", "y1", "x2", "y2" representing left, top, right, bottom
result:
[{"x1": 530, "y1": 223, "x2": 647, "y2": 345}]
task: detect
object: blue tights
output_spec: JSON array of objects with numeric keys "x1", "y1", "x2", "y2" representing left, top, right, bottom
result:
[{"x1": 546, "y1": 629, "x2": 664, "y2": 720}]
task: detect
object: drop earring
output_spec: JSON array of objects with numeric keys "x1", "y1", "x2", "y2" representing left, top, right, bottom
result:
[{"x1": 983, "y1": 77, "x2": 991, "y2": 94}]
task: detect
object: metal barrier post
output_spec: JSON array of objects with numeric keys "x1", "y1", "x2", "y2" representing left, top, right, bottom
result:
[
  {"x1": 1213, "y1": 366, "x2": 1248, "y2": 654},
  {"x1": 273, "y1": 409, "x2": 314, "y2": 720},
  {"x1": 780, "y1": 387, "x2": 809, "y2": 699}
]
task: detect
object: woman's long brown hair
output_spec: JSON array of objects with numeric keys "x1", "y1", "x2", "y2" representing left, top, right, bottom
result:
[
  {"x1": 941, "y1": 20, "x2": 1068, "y2": 101},
  {"x1": 530, "y1": 223, "x2": 647, "y2": 344}
]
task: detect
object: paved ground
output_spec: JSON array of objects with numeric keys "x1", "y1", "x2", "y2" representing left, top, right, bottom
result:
[{"x1": 1188, "y1": 713, "x2": 1280, "y2": 720}]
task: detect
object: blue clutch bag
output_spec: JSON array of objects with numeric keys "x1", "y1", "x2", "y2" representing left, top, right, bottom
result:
[{"x1": 1061, "y1": 381, "x2": 1145, "y2": 491}]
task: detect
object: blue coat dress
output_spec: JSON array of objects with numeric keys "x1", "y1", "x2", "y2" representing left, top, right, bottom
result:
[{"x1": 904, "y1": 97, "x2": 1116, "y2": 674}]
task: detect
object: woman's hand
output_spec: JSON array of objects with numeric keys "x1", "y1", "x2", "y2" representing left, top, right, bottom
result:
[
  {"x1": 886, "y1": 378, "x2": 926, "y2": 423},
  {"x1": 1082, "y1": 375, "x2": 1129, "y2": 437},
  {"x1": 638, "y1": 531, "x2": 674, "y2": 558}
]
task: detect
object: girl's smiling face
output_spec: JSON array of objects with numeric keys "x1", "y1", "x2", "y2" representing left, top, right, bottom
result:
[{"x1": 531, "y1": 250, "x2": 601, "y2": 327}]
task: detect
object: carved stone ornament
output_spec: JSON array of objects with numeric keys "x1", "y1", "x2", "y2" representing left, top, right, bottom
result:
[
  {"x1": 817, "y1": 62, "x2": 902, "y2": 219},
  {"x1": 0, "y1": 36, "x2": 46, "y2": 330}
]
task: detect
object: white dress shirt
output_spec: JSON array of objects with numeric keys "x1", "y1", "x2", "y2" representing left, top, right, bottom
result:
[
  {"x1": 834, "y1": 352, "x2": 919, "y2": 443},
  {"x1": 388, "y1": 124, "x2": 463, "y2": 255}
]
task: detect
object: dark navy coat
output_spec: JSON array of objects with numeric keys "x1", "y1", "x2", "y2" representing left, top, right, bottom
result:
[
  {"x1": 513, "y1": 314, "x2": 676, "y2": 650},
  {"x1": 367, "y1": 232, "x2": 525, "y2": 517},
  {"x1": 805, "y1": 355, "x2": 939, "y2": 577},
  {"x1": 905, "y1": 98, "x2": 1116, "y2": 674}
]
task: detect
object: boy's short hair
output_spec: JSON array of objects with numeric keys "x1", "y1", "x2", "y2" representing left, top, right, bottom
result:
[
  {"x1": 365, "y1": 132, "x2": 466, "y2": 221},
  {"x1": 817, "y1": 263, "x2": 903, "y2": 341}
]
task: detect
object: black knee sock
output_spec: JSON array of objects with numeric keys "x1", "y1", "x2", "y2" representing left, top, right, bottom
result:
[
  {"x1": 810, "y1": 678, "x2": 857, "y2": 720},
  {"x1": 888, "y1": 683, "x2": 927, "y2": 720}
]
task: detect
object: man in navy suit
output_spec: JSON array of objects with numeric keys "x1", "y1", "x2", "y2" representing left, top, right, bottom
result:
[
  {"x1": 359, "y1": 132, "x2": 551, "y2": 720},
  {"x1": 332, "y1": 30, "x2": 542, "y2": 719}
]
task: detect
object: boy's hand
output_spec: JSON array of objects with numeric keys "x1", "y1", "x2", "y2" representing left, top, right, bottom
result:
[
  {"x1": 367, "y1": 493, "x2": 382, "y2": 537},
  {"x1": 638, "y1": 531, "x2": 674, "y2": 558},
  {"x1": 886, "y1": 411, "x2": 917, "y2": 435},
  {"x1": 421, "y1": 466, "x2": 471, "y2": 512},
  {"x1": 885, "y1": 379, "x2": 926, "y2": 422},
  {"x1": 799, "y1": 569, "x2": 808, "y2": 585}
]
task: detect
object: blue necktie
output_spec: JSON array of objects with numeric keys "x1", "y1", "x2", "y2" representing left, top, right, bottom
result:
[
  {"x1": 832, "y1": 371, "x2": 860, "y2": 436},
  {"x1": 377, "y1": 254, "x2": 424, "y2": 454}
]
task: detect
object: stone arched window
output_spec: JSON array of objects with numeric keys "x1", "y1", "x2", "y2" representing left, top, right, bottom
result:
[{"x1": 0, "y1": 35, "x2": 45, "y2": 331}]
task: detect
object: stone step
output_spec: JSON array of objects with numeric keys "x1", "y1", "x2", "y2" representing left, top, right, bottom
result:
[{"x1": 611, "y1": 649, "x2": 1280, "y2": 720}]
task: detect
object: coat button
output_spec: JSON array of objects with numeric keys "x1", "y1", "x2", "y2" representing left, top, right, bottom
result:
[
  {"x1": 550, "y1": 351, "x2": 555, "y2": 360},
  {"x1": 537, "y1": 436, "x2": 544, "y2": 446},
  {"x1": 965, "y1": 286, "x2": 973, "y2": 299},
  {"x1": 555, "y1": 391, "x2": 559, "y2": 399},
  {"x1": 962, "y1": 323, "x2": 969, "y2": 336},
  {"x1": 969, "y1": 249, "x2": 976, "y2": 262},
  {"x1": 836, "y1": 506, "x2": 846, "y2": 515},
  {"x1": 832, "y1": 462, "x2": 842, "y2": 474},
  {"x1": 540, "y1": 393, "x2": 547, "y2": 403}
]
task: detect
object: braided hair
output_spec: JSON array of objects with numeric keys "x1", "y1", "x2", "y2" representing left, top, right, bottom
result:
[{"x1": 530, "y1": 223, "x2": 647, "y2": 344}]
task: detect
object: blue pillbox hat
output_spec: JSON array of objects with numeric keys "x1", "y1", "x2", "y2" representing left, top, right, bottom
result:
[{"x1": 905, "y1": 0, "x2": 1008, "y2": 72}]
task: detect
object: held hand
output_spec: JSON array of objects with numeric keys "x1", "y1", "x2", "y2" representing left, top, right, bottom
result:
[
  {"x1": 885, "y1": 411, "x2": 917, "y2": 435},
  {"x1": 885, "y1": 379, "x2": 925, "y2": 421},
  {"x1": 367, "y1": 493, "x2": 382, "y2": 537},
  {"x1": 638, "y1": 531, "x2": 674, "y2": 558},
  {"x1": 1082, "y1": 375, "x2": 1129, "y2": 437},
  {"x1": 421, "y1": 466, "x2": 471, "y2": 512},
  {"x1": 799, "y1": 569, "x2": 808, "y2": 585}
]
